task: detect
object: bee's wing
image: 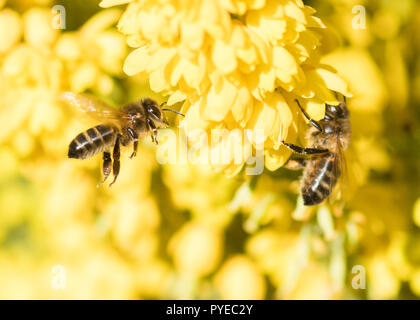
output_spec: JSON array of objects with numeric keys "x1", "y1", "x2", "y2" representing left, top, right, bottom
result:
[
  {"x1": 328, "y1": 137, "x2": 350, "y2": 207},
  {"x1": 60, "y1": 92, "x2": 128, "y2": 124}
]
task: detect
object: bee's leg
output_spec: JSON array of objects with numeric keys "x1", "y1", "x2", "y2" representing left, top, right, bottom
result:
[
  {"x1": 127, "y1": 127, "x2": 138, "y2": 159},
  {"x1": 295, "y1": 99, "x2": 323, "y2": 132},
  {"x1": 285, "y1": 158, "x2": 307, "y2": 170},
  {"x1": 147, "y1": 118, "x2": 158, "y2": 145},
  {"x1": 97, "y1": 152, "x2": 112, "y2": 187},
  {"x1": 282, "y1": 141, "x2": 329, "y2": 155},
  {"x1": 109, "y1": 135, "x2": 121, "y2": 187}
]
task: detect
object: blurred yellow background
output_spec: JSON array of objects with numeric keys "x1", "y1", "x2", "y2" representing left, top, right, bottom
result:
[{"x1": 0, "y1": 0, "x2": 420, "y2": 299}]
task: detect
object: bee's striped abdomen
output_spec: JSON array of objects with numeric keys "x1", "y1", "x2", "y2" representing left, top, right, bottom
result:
[
  {"x1": 301, "y1": 153, "x2": 339, "y2": 205},
  {"x1": 68, "y1": 124, "x2": 116, "y2": 159}
]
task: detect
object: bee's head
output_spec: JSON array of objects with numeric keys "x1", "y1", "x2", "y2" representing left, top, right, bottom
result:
[
  {"x1": 143, "y1": 98, "x2": 169, "y2": 128},
  {"x1": 325, "y1": 102, "x2": 349, "y2": 120}
]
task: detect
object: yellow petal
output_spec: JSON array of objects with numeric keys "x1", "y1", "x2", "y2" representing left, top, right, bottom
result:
[
  {"x1": 99, "y1": 0, "x2": 133, "y2": 8},
  {"x1": 264, "y1": 147, "x2": 291, "y2": 171},
  {"x1": 169, "y1": 223, "x2": 222, "y2": 277},
  {"x1": 224, "y1": 163, "x2": 245, "y2": 177},
  {"x1": 167, "y1": 91, "x2": 186, "y2": 106},
  {"x1": 204, "y1": 78, "x2": 237, "y2": 121},
  {"x1": 0, "y1": 93, "x2": 30, "y2": 142},
  {"x1": 271, "y1": 93, "x2": 293, "y2": 146},
  {"x1": 258, "y1": 67, "x2": 276, "y2": 93},
  {"x1": 215, "y1": 255, "x2": 266, "y2": 299},
  {"x1": 273, "y1": 46, "x2": 298, "y2": 82},
  {"x1": 183, "y1": 99, "x2": 211, "y2": 133},
  {"x1": 305, "y1": 99, "x2": 325, "y2": 121},
  {"x1": 231, "y1": 86, "x2": 253, "y2": 127},
  {"x1": 181, "y1": 22, "x2": 204, "y2": 50},
  {"x1": 307, "y1": 15, "x2": 326, "y2": 28},
  {"x1": 70, "y1": 62, "x2": 98, "y2": 92},
  {"x1": 149, "y1": 48, "x2": 176, "y2": 71},
  {"x1": 81, "y1": 8, "x2": 122, "y2": 39},
  {"x1": 284, "y1": 1, "x2": 306, "y2": 24},
  {"x1": 149, "y1": 68, "x2": 167, "y2": 92},
  {"x1": 184, "y1": 59, "x2": 205, "y2": 88},
  {"x1": 23, "y1": 8, "x2": 57, "y2": 48},
  {"x1": 54, "y1": 34, "x2": 81, "y2": 60},
  {"x1": 299, "y1": 69, "x2": 337, "y2": 104},
  {"x1": 212, "y1": 40, "x2": 237, "y2": 74},
  {"x1": 123, "y1": 46, "x2": 150, "y2": 76},
  {"x1": 316, "y1": 68, "x2": 351, "y2": 97},
  {"x1": 0, "y1": 9, "x2": 22, "y2": 54},
  {"x1": 139, "y1": 11, "x2": 165, "y2": 41},
  {"x1": 246, "y1": 0, "x2": 266, "y2": 10},
  {"x1": 248, "y1": 100, "x2": 276, "y2": 143},
  {"x1": 246, "y1": 28, "x2": 269, "y2": 64},
  {"x1": 237, "y1": 46, "x2": 258, "y2": 65}
]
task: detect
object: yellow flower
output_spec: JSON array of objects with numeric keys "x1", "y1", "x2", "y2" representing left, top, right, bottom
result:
[
  {"x1": 103, "y1": 0, "x2": 350, "y2": 172},
  {"x1": 0, "y1": 5, "x2": 153, "y2": 299},
  {"x1": 54, "y1": 8, "x2": 127, "y2": 94},
  {"x1": 23, "y1": 7, "x2": 58, "y2": 48},
  {"x1": 367, "y1": 253, "x2": 401, "y2": 299},
  {"x1": 214, "y1": 254, "x2": 266, "y2": 299},
  {"x1": 163, "y1": 163, "x2": 239, "y2": 226},
  {"x1": 0, "y1": 7, "x2": 130, "y2": 161},
  {"x1": 0, "y1": 8, "x2": 22, "y2": 54},
  {"x1": 169, "y1": 222, "x2": 223, "y2": 278}
]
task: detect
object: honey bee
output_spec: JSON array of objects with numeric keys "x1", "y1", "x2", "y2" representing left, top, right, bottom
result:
[
  {"x1": 61, "y1": 92, "x2": 183, "y2": 186},
  {"x1": 282, "y1": 98, "x2": 351, "y2": 206}
]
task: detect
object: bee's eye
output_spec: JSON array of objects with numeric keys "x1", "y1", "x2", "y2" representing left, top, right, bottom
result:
[
  {"x1": 148, "y1": 106, "x2": 161, "y2": 119},
  {"x1": 329, "y1": 106, "x2": 338, "y2": 113},
  {"x1": 326, "y1": 104, "x2": 343, "y2": 117}
]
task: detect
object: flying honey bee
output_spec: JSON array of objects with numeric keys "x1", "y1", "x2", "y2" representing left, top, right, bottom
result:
[
  {"x1": 61, "y1": 92, "x2": 184, "y2": 186},
  {"x1": 282, "y1": 98, "x2": 351, "y2": 206}
]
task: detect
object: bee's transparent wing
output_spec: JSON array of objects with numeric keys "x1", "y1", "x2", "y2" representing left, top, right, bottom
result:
[
  {"x1": 59, "y1": 91, "x2": 127, "y2": 122},
  {"x1": 328, "y1": 138, "x2": 350, "y2": 208}
]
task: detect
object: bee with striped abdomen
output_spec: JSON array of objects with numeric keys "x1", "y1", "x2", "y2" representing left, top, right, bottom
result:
[
  {"x1": 282, "y1": 98, "x2": 351, "y2": 206},
  {"x1": 62, "y1": 92, "x2": 183, "y2": 186}
]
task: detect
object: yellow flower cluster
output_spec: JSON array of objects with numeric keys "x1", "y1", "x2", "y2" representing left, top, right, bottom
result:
[
  {"x1": 102, "y1": 0, "x2": 350, "y2": 173},
  {"x1": 0, "y1": 5, "x2": 127, "y2": 162},
  {"x1": 0, "y1": 2, "x2": 163, "y2": 299}
]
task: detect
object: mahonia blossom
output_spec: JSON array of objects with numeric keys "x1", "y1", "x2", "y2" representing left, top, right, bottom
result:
[{"x1": 100, "y1": 0, "x2": 351, "y2": 174}]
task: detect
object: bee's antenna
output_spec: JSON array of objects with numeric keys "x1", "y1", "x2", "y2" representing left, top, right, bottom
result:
[{"x1": 162, "y1": 108, "x2": 185, "y2": 117}]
